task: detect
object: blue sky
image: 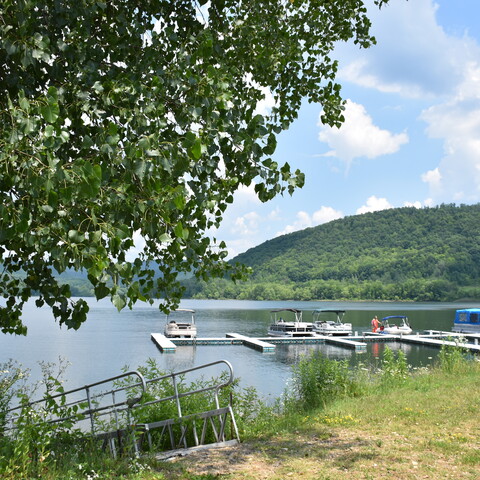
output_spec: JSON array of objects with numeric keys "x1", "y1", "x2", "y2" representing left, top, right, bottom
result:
[{"x1": 213, "y1": 0, "x2": 480, "y2": 259}]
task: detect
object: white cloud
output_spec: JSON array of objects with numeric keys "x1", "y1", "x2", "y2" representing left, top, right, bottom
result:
[
  {"x1": 403, "y1": 201, "x2": 422, "y2": 209},
  {"x1": 255, "y1": 85, "x2": 276, "y2": 116},
  {"x1": 339, "y1": 0, "x2": 480, "y2": 206},
  {"x1": 338, "y1": 0, "x2": 473, "y2": 98},
  {"x1": 232, "y1": 212, "x2": 261, "y2": 236},
  {"x1": 356, "y1": 196, "x2": 393, "y2": 215},
  {"x1": 312, "y1": 206, "x2": 344, "y2": 224},
  {"x1": 420, "y1": 60, "x2": 480, "y2": 203},
  {"x1": 268, "y1": 207, "x2": 282, "y2": 221},
  {"x1": 421, "y1": 167, "x2": 442, "y2": 190},
  {"x1": 233, "y1": 183, "x2": 262, "y2": 206},
  {"x1": 318, "y1": 100, "x2": 408, "y2": 169},
  {"x1": 276, "y1": 206, "x2": 343, "y2": 236}
]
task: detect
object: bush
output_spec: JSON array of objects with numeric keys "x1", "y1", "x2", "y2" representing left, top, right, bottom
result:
[
  {"x1": 287, "y1": 352, "x2": 359, "y2": 411},
  {"x1": 437, "y1": 338, "x2": 470, "y2": 373}
]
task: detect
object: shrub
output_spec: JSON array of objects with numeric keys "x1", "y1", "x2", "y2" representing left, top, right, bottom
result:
[
  {"x1": 437, "y1": 338, "x2": 470, "y2": 373},
  {"x1": 288, "y1": 352, "x2": 358, "y2": 411}
]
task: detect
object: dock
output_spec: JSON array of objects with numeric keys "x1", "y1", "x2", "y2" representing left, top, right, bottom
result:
[
  {"x1": 152, "y1": 330, "x2": 480, "y2": 355},
  {"x1": 400, "y1": 335, "x2": 480, "y2": 352},
  {"x1": 151, "y1": 333, "x2": 177, "y2": 353},
  {"x1": 226, "y1": 333, "x2": 276, "y2": 352},
  {"x1": 151, "y1": 332, "x2": 369, "y2": 353},
  {"x1": 324, "y1": 336, "x2": 368, "y2": 351}
]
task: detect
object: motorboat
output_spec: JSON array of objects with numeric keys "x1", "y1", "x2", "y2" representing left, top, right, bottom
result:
[
  {"x1": 164, "y1": 308, "x2": 197, "y2": 338},
  {"x1": 311, "y1": 309, "x2": 352, "y2": 336},
  {"x1": 380, "y1": 315, "x2": 412, "y2": 335},
  {"x1": 452, "y1": 308, "x2": 480, "y2": 333},
  {"x1": 267, "y1": 308, "x2": 315, "y2": 337}
]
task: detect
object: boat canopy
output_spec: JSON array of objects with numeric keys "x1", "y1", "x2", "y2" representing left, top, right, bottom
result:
[
  {"x1": 455, "y1": 309, "x2": 480, "y2": 324},
  {"x1": 167, "y1": 309, "x2": 196, "y2": 323},
  {"x1": 312, "y1": 309, "x2": 346, "y2": 314},
  {"x1": 270, "y1": 308, "x2": 302, "y2": 313}
]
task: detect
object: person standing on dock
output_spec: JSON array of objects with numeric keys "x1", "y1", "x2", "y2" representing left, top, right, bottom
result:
[{"x1": 371, "y1": 316, "x2": 380, "y2": 333}]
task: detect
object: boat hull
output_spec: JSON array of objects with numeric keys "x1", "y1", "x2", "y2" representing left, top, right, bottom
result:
[
  {"x1": 381, "y1": 327, "x2": 412, "y2": 335},
  {"x1": 268, "y1": 322, "x2": 314, "y2": 337},
  {"x1": 452, "y1": 324, "x2": 480, "y2": 333},
  {"x1": 164, "y1": 323, "x2": 197, "y2": 338},
  {"x1": 312, "y1": 322, "x2": 352, "y2": 336}
]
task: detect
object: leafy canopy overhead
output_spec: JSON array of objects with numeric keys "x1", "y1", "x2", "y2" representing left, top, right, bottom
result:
[{"x1": 0, "y1": 0, "x2": 390, "y2": 335}]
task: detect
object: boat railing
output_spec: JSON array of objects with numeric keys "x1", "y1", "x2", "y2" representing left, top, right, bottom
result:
[{"x1": 3, "y1": 360, "x2": 239, "y2": 457}]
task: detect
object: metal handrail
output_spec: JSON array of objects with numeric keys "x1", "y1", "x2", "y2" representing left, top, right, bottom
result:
[
  {"x1": 4, "y1": 370, "x2": 147, "y2": 434},
  {"x1": 136, "y1": 359, "x2": 235, "y2": 417},
  {"x1": 4, "y1": 360, "x2": 238, "y2": 455}
]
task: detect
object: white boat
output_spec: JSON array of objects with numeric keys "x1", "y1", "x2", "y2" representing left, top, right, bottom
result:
[
  {"x1": 311, "y1": 309, "x2": 352, "y2": 336},
  {"x1": 267, "y1": 308, "x2": 315, "y2": 337},
  {"x1": 380, "y1": 315, "x2": 412, "y2": 335},
  {"x1": 164, "y1": 308, "x2": 197, "y2": 338},
  {"x1": 452, "y1": 308, "x2": 480, "y2": 333}
]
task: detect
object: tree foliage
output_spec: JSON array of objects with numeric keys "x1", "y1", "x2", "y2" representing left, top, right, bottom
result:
[{"x1": 0, "y1": 0, "x2": 389, "y2": 334}]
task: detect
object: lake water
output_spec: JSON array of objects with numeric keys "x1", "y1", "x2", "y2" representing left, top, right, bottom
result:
[{"x1": 0, "y1": 298, "x2": 473, "y2": 400}]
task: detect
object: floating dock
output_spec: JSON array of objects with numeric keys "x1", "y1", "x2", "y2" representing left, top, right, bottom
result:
[
  {"x1": 226, "y1": 333, "x2": 276, "y2": 352},
  {"x1": 151, "y1": 333, "x2": 177, "y2": 353},
  {"x1": 152, "y1": 330, "x2": 480, "y2": 355},
  {"x1": 324, "y1": 336, "x2": 368, "y2": 351},
  {"x1": 400, "y1": 335, "x2": 480, "y2": 352},
  {"x1": 151, "y1": 332, "x2": 368, "y2": 353}
]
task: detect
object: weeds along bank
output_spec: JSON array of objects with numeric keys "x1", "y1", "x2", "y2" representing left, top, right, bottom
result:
[{"x1": 1, "y1": 343, "x2": 479, "y2": 479}]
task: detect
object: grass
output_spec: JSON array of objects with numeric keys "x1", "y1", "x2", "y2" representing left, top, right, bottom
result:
[
  {"x1": 158, "y1": 349, "x2": 480, "y2": 480},
  {"x1": 2, "y1": 346, "x2": 480, "y2": 479}
]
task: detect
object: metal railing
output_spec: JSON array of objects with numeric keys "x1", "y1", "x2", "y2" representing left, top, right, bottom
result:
[
  {"x1": 3, "y1": 360, "x2": 239, "y2": 456},
  {"x1": 4, "y1": 370, "x2": 146, "y2": 434},
  {"x1": 132, "y1": 360, "x2": 240, "y2": 455}
]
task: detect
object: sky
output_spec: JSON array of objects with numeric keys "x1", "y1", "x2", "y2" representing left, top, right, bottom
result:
[{"x1": 212, "y1": 0, "x2": 480, "y2": 259}]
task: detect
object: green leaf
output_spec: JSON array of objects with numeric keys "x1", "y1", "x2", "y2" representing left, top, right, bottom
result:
[
  {"x1": 189, "y1": 138, "x2": 202, "y2": 160},
  {"x1": 94, "y1": 283, "x2": 110, "y2": 300},
  {"x1": 44, "y1": 125, "x2": 55, "y2": 137},
  {"x1": 68, "y1": 230, "x2": 85, "y2": 243},
  {"x1": 174, "y1": 222, "x2": 189, "y2": 240},
  {"x1": 159, "y1": 233, "x2": 173, "y2": 243},
  {"x1": 41, "y1": 103, "x2": 60, "y2": 124},
  {"x1": 112, "y1": 294, "x2": 126, "y2": 311}
]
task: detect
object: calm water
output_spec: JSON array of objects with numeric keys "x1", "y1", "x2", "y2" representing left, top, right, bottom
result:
[{"x1": 0, "y1": 298, "x2": 474, "y2": 400}]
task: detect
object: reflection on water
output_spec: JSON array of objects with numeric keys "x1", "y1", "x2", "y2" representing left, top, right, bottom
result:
[{"x1": 0, "y1": 298, "x2": 475, "y2": 398}]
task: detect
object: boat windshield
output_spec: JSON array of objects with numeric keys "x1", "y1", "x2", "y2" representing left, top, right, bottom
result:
[
  {"x1": 381, "y1": 315, "x2": 409, "y2": 326},
  {"x1": 312, "y1": 310, "x2": 346, "y2": 323},
  {"x1": 270, "y1": 309, "x2": 303, "y2": 323},
  {"x1": 166, "y1": 309, "x2": 196, "y2": 324}
]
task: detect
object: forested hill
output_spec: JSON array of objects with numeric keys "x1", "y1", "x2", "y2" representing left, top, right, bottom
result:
[
  {"x1": 234, "y1": 203, "x2": 480, "y2": 283},
  {"x1": 187, "y1": 204, "x2": 480, "y2": 302}
]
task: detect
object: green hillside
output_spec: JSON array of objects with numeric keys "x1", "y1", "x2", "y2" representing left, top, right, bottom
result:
[{"x1": 185, "y1": 203, "x2": 480, "y2": 302}]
